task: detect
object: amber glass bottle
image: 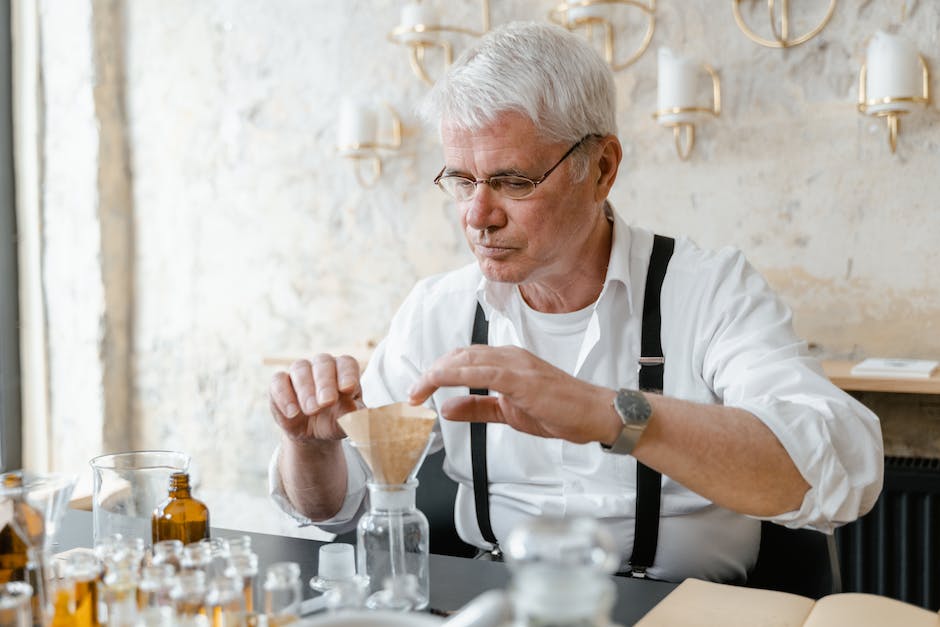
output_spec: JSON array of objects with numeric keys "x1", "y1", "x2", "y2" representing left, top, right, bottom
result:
[
  {"x1": 151, "y1": 472, "x2": 210, "y2": 545},
  {"x1": 0, "y1": 472, "x2": 44, "y2": 584}
]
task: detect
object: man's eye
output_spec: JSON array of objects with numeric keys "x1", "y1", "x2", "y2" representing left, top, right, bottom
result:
[
  {"x1": 495, "y1": 178, "x2": 532, "y2": 191},
  {"x1": 452, "y1": 178, "x2": 475, "y2": 190}
]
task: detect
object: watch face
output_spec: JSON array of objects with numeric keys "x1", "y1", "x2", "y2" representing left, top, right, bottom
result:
[{"x1": 615, "y1": 389, "x2": 652, "y2": 425}]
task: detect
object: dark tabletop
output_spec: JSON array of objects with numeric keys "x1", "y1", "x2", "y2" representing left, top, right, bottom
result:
[{"x1": 57, "y1": 509, "x2": 676, "y2": 625}]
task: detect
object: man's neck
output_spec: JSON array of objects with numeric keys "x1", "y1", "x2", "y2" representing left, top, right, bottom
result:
[{"x1": 518, "y1": 214, "x2": 613, "y2": 314}]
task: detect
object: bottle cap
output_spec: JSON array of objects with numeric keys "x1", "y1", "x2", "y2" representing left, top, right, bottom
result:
[{"x1": 318, "y1": 543, "x2": 356, "y2": 581}]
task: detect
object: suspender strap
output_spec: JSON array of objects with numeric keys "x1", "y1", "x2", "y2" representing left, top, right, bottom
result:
[
  {"x1": 628, "y1": 234, "x2": 675, "y2": 576},
  {"x1": 470, "y1": 303, "x2": 498, "y2": 546}
]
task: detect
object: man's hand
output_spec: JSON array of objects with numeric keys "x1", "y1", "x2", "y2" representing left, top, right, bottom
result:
[
  {"x1": 269, "y1": 353, "x2": 365, "y2": 442},
  {"x1": 408, "y1": 345, "x2": 617, "y2": 445}
]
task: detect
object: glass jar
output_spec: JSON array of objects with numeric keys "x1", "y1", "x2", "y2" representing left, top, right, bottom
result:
[
  {"x1": 504, "y1": 517, "x2": 621, "y2": 627},
  {"x1": 224, "y1": 552, "x2": 259, "y2": 614},
  {"x1": 356, "y1": 481, "x2": 429, "y2": 611}
]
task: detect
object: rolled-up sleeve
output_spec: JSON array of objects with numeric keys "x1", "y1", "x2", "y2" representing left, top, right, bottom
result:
[{"x1": 694, "y1": 248, "x2": 883, "y2": 532}]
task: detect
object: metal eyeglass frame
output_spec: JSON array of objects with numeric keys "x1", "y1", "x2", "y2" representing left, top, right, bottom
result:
[{"x1": 433, "y1": 134, "x2": 599, "y2": 201}]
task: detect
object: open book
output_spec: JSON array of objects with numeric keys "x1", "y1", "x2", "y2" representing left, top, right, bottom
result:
[{"x1": 636, "y1": 578, "x2": 937, "y2": 627}]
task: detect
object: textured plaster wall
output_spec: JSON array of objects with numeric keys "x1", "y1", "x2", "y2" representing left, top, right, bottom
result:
[{"x1": 36, "y1": 1, "x2": 940, "y2": 506}]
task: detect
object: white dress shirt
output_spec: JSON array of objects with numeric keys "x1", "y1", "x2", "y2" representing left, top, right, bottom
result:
[{"x1": 270, "y1": 209, "x2": 883, "y2": 583}]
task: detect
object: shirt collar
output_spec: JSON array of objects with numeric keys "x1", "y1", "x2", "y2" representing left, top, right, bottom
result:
[{"x1": 475, "y1": 201, "x2": 635, "y2": 317}]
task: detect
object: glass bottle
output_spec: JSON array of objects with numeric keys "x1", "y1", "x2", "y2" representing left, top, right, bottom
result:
[
  {"x1": 151, "y1": 473, "x2": 210, "y2": 545},
  {"x1": 224, "y1": 552, "x2": 258, "y2": 613},
  {"x1": 0, "y1": 473, "x2": 43, "y2": 585},
  {"x1": 262, "y1": 563, "x2": 301, "y2": 627},
  {"x1": 151, "y1": 540, "x2": 184, "y2": 573},
  {"x1": 503, "y1": 517, "x2": 621, "y2": 627}
]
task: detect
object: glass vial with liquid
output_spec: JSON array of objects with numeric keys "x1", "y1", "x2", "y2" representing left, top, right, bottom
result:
[
  {"x1": 356, "y1": 480, "x2": 429, "y2": 611},
  {"x1": 151, "y1": 473, "x2": 210, "y2": 545},
  {"x1": 262, "y1": 563, "x2": 301, "y2": 627},
  {"x1": 0, "y1": 473, "x2": 43, "y2": 585}
]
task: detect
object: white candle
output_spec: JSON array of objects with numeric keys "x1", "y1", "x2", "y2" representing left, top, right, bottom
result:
[
  {"x1": 567, "y1": 1, "x2": 608, "y2": 24},
  {"x1": 866, "y1": 31, "x2": 921, "y2": 114},
  {"x1": 337, "y1": 100, "x2": 377, "y2": 153},
  {"x1": 399, "y1": 2, "x2": 438, "y2": 43},
  {"x1": 657, "y1": 47, "x2": 700, "y2": 125}
]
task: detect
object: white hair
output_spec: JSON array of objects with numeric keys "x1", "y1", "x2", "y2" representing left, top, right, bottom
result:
[{"x1": 419, "y1": 21, "x2": 616, "y2": 181}]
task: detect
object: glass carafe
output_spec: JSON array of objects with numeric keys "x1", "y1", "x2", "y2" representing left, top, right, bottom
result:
[{"x1": 356, "y1": 480, "x2": 428, "y2": 611}]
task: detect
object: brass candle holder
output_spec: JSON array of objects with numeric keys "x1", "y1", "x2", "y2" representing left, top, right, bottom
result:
[
  {"x1": 652, "y1": 63, "x2": 721, "y2": 161},
  {"x1": 857, "y1": 57, "x2": 930, "y2": 154},
  {"x1": 336, "y1": 104, "x2": 403, "y2": 188},
  {"x1": 387, "y1": 0, "x2": 491, "y2": 85},
  {"x1": 732, "y1": 0, "x2": 836, "y2": 49},
  {"x1": 549, "y1": 0, "x2": 656, "y2": 71}
]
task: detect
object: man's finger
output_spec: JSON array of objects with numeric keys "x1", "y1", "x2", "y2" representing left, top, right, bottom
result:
[
  {"x1": 270, "y1": 371, "x2": 301, "y2": 419},
  {"x1": 288, "y1": 359, "x2": 320, "y2": 415},
  {"x1": 335, "y1": 355, "x2": 362, "y2": 396},
  {"x1": 311, "y1": 354, "x2": 340, "y2": 408},
  {"x1": 439, "y1": 395, "x2": 505, "y2": 423},
  {"x1": 409, "y1": 364, "x2": 509, "y2": 404}
]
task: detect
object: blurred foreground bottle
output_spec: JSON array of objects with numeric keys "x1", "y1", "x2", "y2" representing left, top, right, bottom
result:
[
  {"x1": 151, "y1": 473, "x2": 209, "y2": 545},
  {"x1": 0, "y1": 473, "x2": 43, "y2": 585}
]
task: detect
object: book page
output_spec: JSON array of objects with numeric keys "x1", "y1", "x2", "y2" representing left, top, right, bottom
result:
[
  {"x1": 804, "y1": 593, "x2": 938, "y2": 627},
  {"x1": 636, "y1": 578, "x2": 816, "y2": 627}
]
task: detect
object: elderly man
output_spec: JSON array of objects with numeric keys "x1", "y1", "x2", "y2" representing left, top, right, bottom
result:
[{"x1": 269, "y1": 21, "x2": 882, "y2": 582}]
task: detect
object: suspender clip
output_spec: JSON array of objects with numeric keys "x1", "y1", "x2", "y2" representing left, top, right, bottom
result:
[
  {"x1": 638, "y1": 357, "x2": 665, "y2": 366},
  {"x1": 629, "y1": 566, "x2": 648, "y2": 579}
]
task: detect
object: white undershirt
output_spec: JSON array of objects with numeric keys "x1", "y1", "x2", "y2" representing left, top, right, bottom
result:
[{"x1": 518, "y1": 290, "x2": 594, "y2": 376}]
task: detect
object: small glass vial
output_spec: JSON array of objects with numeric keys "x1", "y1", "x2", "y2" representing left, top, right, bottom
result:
[
  {"x1": 58, "y1": 552, "x2": 102, "y2": 627},
  {"x1": 226, "y1": 536, "x2": 252, "y2": 558},
  {"x1": 262, "y1": 563, "x2": 301, "y2": 627},
  {"x1": 151, "y1": 540, "x2": 184, "y2": 573},
  {"x1": 206, "y1": 576, "x2": 246, "y2": 627},
  {"x1": 224, "y1": 552, "x2": 259, "y2": 613},
  {"x1": 138, "y1": 564, "x2": 175, "y2": 609},
  {"x1": 180, "y1": 543, "x2": 213, "y2": 576},
  {"x1": 151, "y1": 473, "x2": 210, "y2": 545},
  {"x1": 0, "y1": 582, "x2": 33, "y2": 627},
  {"x1": 198, "y1": 538, "x2": 230, "y2": 579},
  {"x1": 171, "y1": 571, "x2": 208, "y2": 620},
  {"x1": 101, "y1": 555, "x2": 140, "y2": 627},
  {"x1": 356, "y1": 480, "x2": 429, "y2": 611}
]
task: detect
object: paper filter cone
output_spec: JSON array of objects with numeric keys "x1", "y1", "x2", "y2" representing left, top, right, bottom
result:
[{"x1": 338, "y1": 402, "x2": 437, "y2": 484}]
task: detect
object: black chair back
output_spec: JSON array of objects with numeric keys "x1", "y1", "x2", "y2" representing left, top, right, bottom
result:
[{"x1": 746, "y1": 521, "x2": 842, "y2": 599}]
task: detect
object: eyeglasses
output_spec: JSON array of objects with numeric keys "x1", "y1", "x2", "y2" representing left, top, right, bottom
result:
[{"x1": 433, "y1": 134, "x2": 598, "y2": 202}]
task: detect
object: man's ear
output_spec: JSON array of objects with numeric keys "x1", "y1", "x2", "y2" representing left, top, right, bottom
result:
[{"x1": 593, "y1": 135, "x2": 623, "y2": 203}]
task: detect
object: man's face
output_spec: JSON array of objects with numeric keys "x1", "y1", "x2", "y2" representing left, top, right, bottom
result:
[{"x1": 440, "y1": 112, "x2": 602, "y2": 286}]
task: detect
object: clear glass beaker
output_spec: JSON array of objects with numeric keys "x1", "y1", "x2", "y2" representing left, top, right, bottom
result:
[{"x1": 89, "y1": 451, "x2": 190, "y2": 546}]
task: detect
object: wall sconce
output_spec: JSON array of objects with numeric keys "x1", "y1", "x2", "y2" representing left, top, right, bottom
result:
[
  {"x1": 652, "y1": 48, "x2": 721, "y2": 161},
  {"x1": 388, "y1": 1, "x2": 491, "y2": 85},
  {"x1": 548, "y1": 0, "x2": 656, "y2": 71},
  {"x1": 858, "y1": 31, "x2": 930, "y2": 154},
  {"x1": 336, "y1": 100, "x2": 403, "y2": 187},
  {"x1": 732, "y1": 0, "x2": 836, "y2": 48}
]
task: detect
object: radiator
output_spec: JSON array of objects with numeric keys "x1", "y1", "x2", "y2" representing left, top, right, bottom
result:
[{"x1": 835, "y1": 456, "x2": 940, "y2": 610}]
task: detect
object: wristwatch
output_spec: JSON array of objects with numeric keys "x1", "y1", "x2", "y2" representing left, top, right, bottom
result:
[{"x1": 601, "y1": 388, "x2": 652, "y2": 455}]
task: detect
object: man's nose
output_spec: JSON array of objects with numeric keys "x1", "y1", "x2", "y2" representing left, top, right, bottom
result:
[{"x1": 463, "y1": 183, "x2": 506, "y2": 231}]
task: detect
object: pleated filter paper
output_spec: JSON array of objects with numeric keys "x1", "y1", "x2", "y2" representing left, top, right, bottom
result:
[{"x1": 338, "y1": 402, "x2": 437, "y2": 484}]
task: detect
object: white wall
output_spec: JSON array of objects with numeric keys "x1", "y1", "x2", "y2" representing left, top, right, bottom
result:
[{"x1": 34, "y1": 1, "x2": 940, "y2": 510}]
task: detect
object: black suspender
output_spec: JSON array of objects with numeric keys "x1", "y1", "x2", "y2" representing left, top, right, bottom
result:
[
  {"x1": 628, "y1": 233, "x2": 674, "y2": 577},
  {"x1": 469, "y1": 234, "x2": 675, "y2": 568},
  {"x1": 470, "y1": 303, "x2": 498, "y2": 547}
]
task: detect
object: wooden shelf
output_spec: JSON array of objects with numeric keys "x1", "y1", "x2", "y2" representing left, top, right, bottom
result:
[{"x1": 822, "y1": 360, "x2": 940, "y2": 395}]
